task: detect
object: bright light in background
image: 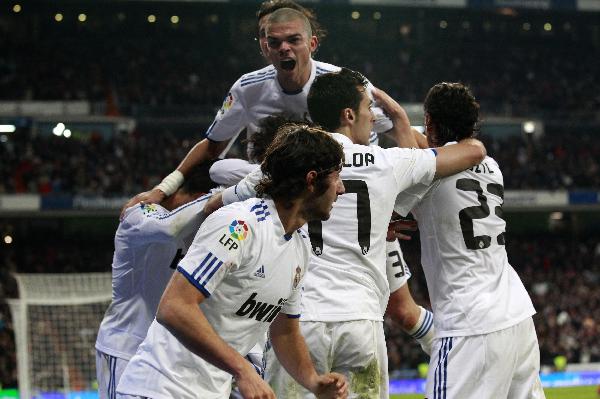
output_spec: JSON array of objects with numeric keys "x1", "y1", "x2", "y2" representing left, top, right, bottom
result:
[
  {"x1": 0, "y1": 136, "x2": 8, "y2": 143},
  {"x1": 550, "y1": 212, "x2": 563, "y2": 221},
  {"x1": 523, "y1": 22, "x2": 531, "y2": 31},
  {"x1": 0, "y1": 125, "x2": 16, "y2": 133},
  {"x1": 523, "y1": 121, "x2": 536, "y2": 134},
  {"x1": 12, "y1": 4, "x2": 21, "y2": 13},
  {"x1": 544, "y1": 22, "x2": 552, "y2": 31},
  {"x1": 170, "y1": 15, "x2": 179, "y2": 24},
  {"x1": 351, "y1": 11, "x2": 360, "y2": 20},
  {"x1": 78, "y1": 13, "x2": 87, "y2": 22},
  {"x1": 63, "y1": 129, "x2": 72, "y2": 138},
  {"x1": 53, "y1": 123, "x2": 66, "y2": 136},
  {"x1": 4, "y1": 235, "x2": 13, "y2": 245},
  {"x1": 55, "y1": 13, "x2": 63, "y2": 22},
  {"x1": 373, "y1": 11, "x2": 381, "y2": 20},
  {"x1": 440, "y1": 20, "x2": 448, "y2": 29},
  {"x1": 148, "y1": 14, "x2": 156, "y2": 23}
]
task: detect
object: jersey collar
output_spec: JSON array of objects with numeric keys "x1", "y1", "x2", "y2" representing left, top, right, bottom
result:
[{"x1": 329, "y1": 132, "x2": 353, "y2": 147}]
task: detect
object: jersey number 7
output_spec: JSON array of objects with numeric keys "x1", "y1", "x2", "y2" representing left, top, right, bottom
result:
[{"x1": 308, "y1": 180, "x2": 371, "y2": 256}]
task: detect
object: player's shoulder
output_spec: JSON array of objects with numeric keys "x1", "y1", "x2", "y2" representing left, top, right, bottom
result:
[
  {"x1": 122, "y1": 202, "x2": 169, "y2": 223},
  {"x1": 314, "y1": 60, "x2": 341, "y2": 76},
  {"x1": 234, "y1": 65, "x2": 277, "y2": 90}
]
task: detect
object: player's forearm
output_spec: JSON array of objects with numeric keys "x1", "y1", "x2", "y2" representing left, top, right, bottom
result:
[
  {"x1": 434, "y1": 138, "x2": 486, "y2": 178},
  {"x1": 269, "y1": 316, "x2": 319, "y2": 391},
  {"x1": 176, "y1": 139, "x2": 227, "y2": 176},
  {"x1": 412, "y1": 127, "x2": 429, "y2": 149}
]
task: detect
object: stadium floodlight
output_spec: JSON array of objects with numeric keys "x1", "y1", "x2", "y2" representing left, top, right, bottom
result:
[
  {"x1": 3, "y1": 235, "x2": 13, "y2": 244},
  {"x1": 522, "y1": 120, "x2": 536, "y2": 134},
  {"x1": 52, "y1": 123, "x2": 66, "y2": 136},
  {"x1": 0, "y1": 124, "x2": 16, "y2": 133},
  {"x1": 63, "y1": 129, "x2": 72, "y2": 138}
]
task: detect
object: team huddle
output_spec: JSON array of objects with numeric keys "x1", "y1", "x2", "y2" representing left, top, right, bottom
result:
[{"x1": 95, "y1": 1, "x2": 546, "y2": 398}]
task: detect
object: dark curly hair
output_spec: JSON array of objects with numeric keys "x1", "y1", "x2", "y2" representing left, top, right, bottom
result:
[
  {"x1": 308, "y1": 68, "x2": 368, "y2": 132},
  {"x1": 247, "y1": 115, "x2": 314, "y2": 163},
  {"x1": 179, "y1": 160, "x2": 218, "y2": 194},
  {"x1": 424, "y1": 82, "x2": 480, "y2": 146},
  {"x1": 257, "y1": 0, "x2": 327, "y2": 47},
  {"x1": 255, "y1": 125, "x2": 344, "y2": 204}
]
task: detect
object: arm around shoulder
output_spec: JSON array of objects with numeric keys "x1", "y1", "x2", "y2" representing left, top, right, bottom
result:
[{"x1": 434, "y1": 138, "x2": 486, "y2": 178}]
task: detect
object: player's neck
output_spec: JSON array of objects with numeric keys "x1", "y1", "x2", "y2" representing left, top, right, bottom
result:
[
  {"x1": 274, "y1": 199, "x2": 305, "y2": 235},
  {"x1": 334, "y1": 126, "x2": 355, "y2": 143}
]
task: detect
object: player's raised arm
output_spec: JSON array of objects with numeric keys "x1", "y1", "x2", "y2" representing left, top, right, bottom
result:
[{"x1": 371, "y1": 87, "x2": 418, "y2": 149}]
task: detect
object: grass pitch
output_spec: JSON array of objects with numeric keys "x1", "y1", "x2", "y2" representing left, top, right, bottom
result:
[{"x1": 390, "y1": 385, "x2": 598, "y2": 399}]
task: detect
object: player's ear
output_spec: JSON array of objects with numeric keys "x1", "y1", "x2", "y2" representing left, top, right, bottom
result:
[
  {"x1": 305, "y1": 170, "x2": 318, "y2": 193},
  {"x1": 340, "y1": 108, "x2": 354, "y2": 125},
  {"x1": 309, "y1": 35, "x2": 318, "y2": 54}
]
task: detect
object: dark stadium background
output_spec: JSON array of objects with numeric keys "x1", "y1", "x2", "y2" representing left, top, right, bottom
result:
[{"x1": 0, "y1": 0, "x2": 599, "y2": 396}]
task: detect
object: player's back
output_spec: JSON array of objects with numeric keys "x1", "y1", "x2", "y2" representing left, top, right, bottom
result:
[
  {"x1": 412, "y1": 155, "x2": 535, "y2": 337},
  {"x1": 301, "y1": 134, "x2": 436, "y2": 321}
]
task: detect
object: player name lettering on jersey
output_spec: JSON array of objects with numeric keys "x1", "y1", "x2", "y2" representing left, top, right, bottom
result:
[
  {"x1": 235, "y1": 293, "x2": 287, "y2": 322},
  {"x1": 468, "y1": 162, "x2": 495, "y2": 174},
  {"x1": 343, "y1": 152, "x2": 375, "y2": 168},
  {"x1": 219, "y1": 234, "x2": 239, "y2": 250}
]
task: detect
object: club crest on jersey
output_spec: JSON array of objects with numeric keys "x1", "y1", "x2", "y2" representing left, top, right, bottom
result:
[
  {"x1": 229, "y1": 220, "x2": 249, "y2": 241},
  {"x1": 293, "y1": 266, "x2": 302, "y2": 289},
  {"x1": 219, "y1": 92, "x2": 234, "y2": 115}
]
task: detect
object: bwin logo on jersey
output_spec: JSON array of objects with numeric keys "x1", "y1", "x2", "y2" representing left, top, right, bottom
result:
[
  {"x1": 235, "y1": 293, "x2": 287, "y2": 322},
  {"x1": 254, "y1": 265, "x2": 265, "y2": 278}
]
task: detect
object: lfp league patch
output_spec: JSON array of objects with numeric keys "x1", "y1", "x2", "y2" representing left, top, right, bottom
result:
[
  {"x1": 219, "y1": 92, "x2": 234, "y2": 115},
  {"x1": 229, "y1": 220, "x2": 249, "y2": 241}
]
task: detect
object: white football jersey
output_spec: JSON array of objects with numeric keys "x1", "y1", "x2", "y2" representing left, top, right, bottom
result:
[
  {"x1": 117, "y1": 198, "x2": 309, "y2": 398},
  {"x1": 95, "y1": 196, "x2": 211, "y2": 360},
  {"x1": 222, "y1": 133, "x2": 436, "y2": 322},
  {"x1": 205, "y1": 59, "x2": 391, "y2": 148},
  {"x1": 398, "y1": 155, "x2": 535, "y2": 337},
  {"x1": 386, "y1": 239, "x2": 411, "y2": 293}
]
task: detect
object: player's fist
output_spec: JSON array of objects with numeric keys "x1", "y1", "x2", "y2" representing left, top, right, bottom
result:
[
  {"x1": 311, "y1": 372, "x2": 348, "y2": 399},
  {"x1": 387, "y1": 219, "x2": 417, "y2": 241},
  {"x1": 235, "y1": 370, "x2": 276, "y2": 399},
  {"x1": 120, "y1": 188, "x2": 166, "y2": 220}
]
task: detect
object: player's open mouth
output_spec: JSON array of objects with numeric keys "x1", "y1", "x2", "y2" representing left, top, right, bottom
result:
[{"x1": 280, "y1": 59, "x2": 296, "y2": 70}]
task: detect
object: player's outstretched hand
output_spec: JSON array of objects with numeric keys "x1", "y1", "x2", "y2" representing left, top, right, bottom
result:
[
  {"x1": 120, "y1": 188, "x2": 166, "y2": 220},
  {"x1": 235, "y1": 370, "x2": 276, "y2": 399},
  {"x1": 387, "y1": 219, "x2": 418, "y2": 241},
  {"x1": 310, "y1": 372, "x2": 348, "y2": 399}
]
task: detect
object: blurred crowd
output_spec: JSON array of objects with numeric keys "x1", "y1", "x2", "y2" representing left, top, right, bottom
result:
[
  {"x1": 1, "y1": 231, "x2": 599, "y2": 387},
  {"x1": 0, "y1": 5, "x2": 598, "y2": 119},
  {"x1": 1, "y1": 129, "x2": 599, "y2": 196}
]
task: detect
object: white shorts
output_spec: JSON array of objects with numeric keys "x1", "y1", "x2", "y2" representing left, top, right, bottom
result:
[
  {"x1": 96, "y1": 350, "x2": 129, "y2": 399},
  {"x1": 265, "y1": 320, "x2": 388, "y2": 399},
  {"x1": 425, "y1": 317, "x2": 545, "y2": 399}
]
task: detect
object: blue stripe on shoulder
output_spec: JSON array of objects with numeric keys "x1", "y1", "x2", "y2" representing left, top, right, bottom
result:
[
  {"x1": 240, "y1": 75, "x2": 275, "y2": 87},
  {"x1": 177, "y1": 266, "x2": 212, "y2": 298},
  {"x1": 241, "y1": 69, "x2": 275, "y2": 82}
]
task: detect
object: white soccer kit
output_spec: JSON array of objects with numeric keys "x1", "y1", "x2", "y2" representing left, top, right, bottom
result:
[
  {"x1": 116, "y1": 197, "x2": 309, "y2": 399},
  {"x1": 395, "y1": 154, "x2": 542, "y2": 399},
  {"x1": 95, "y1": 196, "x2": 211, "y2": 398},
  {"x1": 222, "y1": 133, "x2": 437, "y2": 397},
  {"x1": 205, "y1": 59, "x2": 391, "y2": 155}
]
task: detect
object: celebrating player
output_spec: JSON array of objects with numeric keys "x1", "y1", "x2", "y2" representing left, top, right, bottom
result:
[
  {"x1": 122, "y1": 7, "x2": 394, "y2": 211},
  {"x1": 217, "y1": 68, "x2": 487, "y2": 397},
  {"x1": 95, "y1": 162, "x2": 217, "y2": 399},
  {"x1": 394, "y1": 82, "x2": 545, "y2": 399},
  {"x1": 116, "y1": 127, "x2": 348, "y2": 399}
]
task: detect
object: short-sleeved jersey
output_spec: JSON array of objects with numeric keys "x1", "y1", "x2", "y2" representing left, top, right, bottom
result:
[
  {"x1": 300, "y1": 134, "x2": 436, "y2": 321},
  {"x1": 95, "y1": 196, "x2": 211, "y2": 360},
  {"x1": 397, "y1": 155, "x2": 535, "y2": 337},
  {"x1": 205, "y1": 59, "x2": 391, "y2": 147},
  {"x1": 116, "y1": 197, "x2": 310, "y2": 398}
]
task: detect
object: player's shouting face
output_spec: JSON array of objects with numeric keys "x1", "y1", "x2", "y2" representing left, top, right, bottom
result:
[{"x1": 266, "y1": 17, "x2": 317, "y2": 86}]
